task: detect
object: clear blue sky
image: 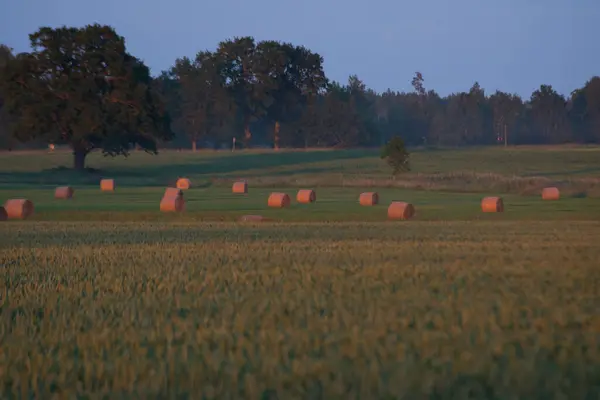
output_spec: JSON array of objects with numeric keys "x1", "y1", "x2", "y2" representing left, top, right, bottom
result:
[{"x1": 1, "y1": 0, "x2": 598, "y2": 99}]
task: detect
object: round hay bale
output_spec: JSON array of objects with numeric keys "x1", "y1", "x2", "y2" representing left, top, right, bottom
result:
[
  {"x1": 100, "y1": 179, "x2": 115, "y2": 192},
  {"x1": 359, "y1": 192, "x2": 379, "y2": 206},
  {"x1": 0, "y1": 207, "x2": 7, "y2": 221},
  {"x1": 55, "y1": 186, "x2": 74, "y2": 199},
  {"x1": 481, "y1": 197, "x2": 504, "y2": 213},
  {"x1": 232, "y1": 181, "x2": 248, "y2": 194},
  {"x1": 160, "y1": 194, "x2": 185, "y2": 212},
  {"x1": 268, "y1": 192, "x2": 291, "y2": 208},
  {"x1": 296, "y1": 189, "x2": 316, "y2": 203},
  {"x1": 542, "y1": 187, "x2": 560, "y2": 200},
  {"x1": 239, "y1": 214, "x2": 271, "y2": 222},
  {"x1": 4, "y1": 199, "x2": 34, "y2": 220},
  {"x1": 387, "y1": 202, "x2": 415, "y2": 220},
  {"x1": 176, "y1": 178, "x2": 191, "y2": 190},
  {"x1": 163, "y1": 188, "x2": 184, "y2": 200}
]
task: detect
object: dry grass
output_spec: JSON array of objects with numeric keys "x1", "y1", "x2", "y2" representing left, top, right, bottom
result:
[{"x1": 1, "y1": 220, "x2": 599, "y2": 398}]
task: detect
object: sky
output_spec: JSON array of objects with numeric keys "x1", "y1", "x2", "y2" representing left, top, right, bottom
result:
[{"x1": 1, "y1": 0, "x2": 598, "y2": 99}]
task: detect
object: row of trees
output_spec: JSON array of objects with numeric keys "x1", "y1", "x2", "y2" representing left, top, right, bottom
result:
[
  {"x1": 157, "y1": 43, "x2": 600, "y2": 149},
  {"x1": 1, "y1": 24, "x2": 600, "y2": 169}
]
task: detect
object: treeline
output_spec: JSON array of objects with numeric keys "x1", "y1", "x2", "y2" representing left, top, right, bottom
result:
[
  {"x1": 159, "y1": 67, "x2": 600, "y2": 150},
  {"x1": 1, "y1": 24, "x2": 600, "y2": 167}
]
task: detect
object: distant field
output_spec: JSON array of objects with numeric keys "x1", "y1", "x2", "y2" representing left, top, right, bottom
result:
[
  {"x1": 1, "y1": 145, "x2": 599, "y2": 194},
  {"x1": 1, "y1": 146, "x2": 600, "y2": 397}
]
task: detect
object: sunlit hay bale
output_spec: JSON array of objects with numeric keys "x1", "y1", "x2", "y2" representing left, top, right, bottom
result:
[
  {"x1": 387, "y1": 201, "x2": 415, "y2": 220},
  {"x1": 481, "y1": 196, "x2": 504, "y2": 213},
  {"x1": 296, "y1": 189, "x2": 316, "y2": 203},
  {"x1": 232, "y1": 181, "x2": 248, "y2": 194},
  {"x1": 542, "y1": 187, "x2": 560, "y2": 201},
  {"x1": 359, "y1": 192, "x2": 379, "y2": 206},
  {"x1": 160, "y1": 196, "x2": 185, "y2": 212},
  {"x1": 3, "y1": 199, "x2": 34, "y2": 220},
  {"x1": 0, "y1": 207, "x2": 7, "y2": 221},
  {"x1": 176, "y1": 178, "x2": 191, "y2": 190},
  {"x1": 163, "y1": 187, "x2": 184, "y2": 200},
  {"x1": 239, "y1": 214, "x2": 271, "y2": 222},
  {"x1": 268, "y1": 192, "x2": 291, "y2": 208},
  {"x1": 100, "y1": 179, "x2": 115, "y2": 192},
  {"x1": 160, "y1": 189, "x2": 185, "y2": 212},
  {"x1": 54, "y1": 186, "x2": 74, "y2": 199}
]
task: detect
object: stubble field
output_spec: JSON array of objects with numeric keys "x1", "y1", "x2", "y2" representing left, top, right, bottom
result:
[{"x1": 1, "y1": 146, "x2": 600, "y2": 398}]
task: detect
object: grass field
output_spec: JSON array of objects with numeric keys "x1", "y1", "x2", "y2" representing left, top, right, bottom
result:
[{"x1": 1, "y1": 146, "x2": 600, "y2": 397}]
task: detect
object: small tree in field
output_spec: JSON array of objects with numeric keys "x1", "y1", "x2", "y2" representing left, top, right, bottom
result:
[{"x1": 381, "y1": 136, "x2": 410, "y2": 176}]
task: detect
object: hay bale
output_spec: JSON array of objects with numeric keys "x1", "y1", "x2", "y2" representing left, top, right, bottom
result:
[
  {"x1": 481, "y1": 197, "x2": 504, "y2": 213},
  {"x1": 542, "y1": 187, "x2": 560, "y2": 200},
  {"x1": 387, "y1": 202, "x2": 415, "y2": 220},
  {"x1": 55, "y1": 186, "x2": 74, "y2": 199},
  {"x1": 268, "y1": 192, "x2": 291, "y2": 208},
  {"x1": 359, "y1": 192, "x2": 379, "y2": 206},
  {"x1": 100, "y1": 179, "x2": 115, "y2": 192},
  {"x1": 239, "y1": 214, "x2": 271, "y2": 222},
  {"x1": 296, "y1": 189, "x2": 316, "y2": 203},
  {"x1": 176, "y1": 178, "x2": 191, "y2": 190},
  {"x1": 4, "y1": 199, "x2": 34, "y2": 220},
  {"x1": 164, "y1": 187, "x2": 183, "y2": 198},
  {"x1": 160, "y1": 188, "x2": 185, "y2": 212},
  {"x1": 232, "y1": 181, "x2": 248, "y2": 194},
  {"x1": 0, "y1": 207, "x2": 7, "y2": 221},
  {"x1": 160, "y1": 196, "x2": 185, "y2": 212}
]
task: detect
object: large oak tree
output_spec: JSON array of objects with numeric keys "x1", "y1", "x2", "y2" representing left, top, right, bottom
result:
[{"x1": 0, "y1": 24, "x2": 172, "y2": 169}]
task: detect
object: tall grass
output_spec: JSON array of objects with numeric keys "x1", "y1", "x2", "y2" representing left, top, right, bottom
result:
[{"x1": 1, "y1": 221, "x2": 599, "y2": 397}]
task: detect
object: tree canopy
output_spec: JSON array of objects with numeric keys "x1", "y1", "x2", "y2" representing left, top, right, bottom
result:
[
  {"x1": 2, "y1": 25, "x2": 600, "y2": 161},
  {"x1": 0, "y1": 24, "x2": 172, "y2": 168}
]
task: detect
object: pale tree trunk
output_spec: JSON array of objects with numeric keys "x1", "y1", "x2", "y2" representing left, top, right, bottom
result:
[
  {"x1": 243, "y1": 116, "x2": 251, "y2": 148},
  {"x1": 274, "y1": 121, "x2": 280, "y2": 150},
  {"x1": 192, "y1": 140, "x2": 197, "y2": 152}
]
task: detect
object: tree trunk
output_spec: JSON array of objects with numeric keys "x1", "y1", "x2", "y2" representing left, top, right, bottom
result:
[
  {"x1": 192, "y1": 140, "x2": 197, "y2": 152},
  {"x1": 73, "y1": 148, "x2": 88, "y2": 170},
  {"x1": 274, "y1": 121, "x2": 280, "y2": 150},
  {"x1": 243, "y1": 116, "x2": 251, "y2": 148}
]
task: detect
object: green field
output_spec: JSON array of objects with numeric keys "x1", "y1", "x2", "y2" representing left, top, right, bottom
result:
[{"x1": 1, "y1": 146, "x2": 600, "y2": 397}]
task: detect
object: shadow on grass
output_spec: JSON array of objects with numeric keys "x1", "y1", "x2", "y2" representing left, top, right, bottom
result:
[
  {"x1": 0, "y1": 149, "x2": 375, "y2": 187},
  {"x1": 523, "y1": 167, "x2": 600, "y2": 177}
]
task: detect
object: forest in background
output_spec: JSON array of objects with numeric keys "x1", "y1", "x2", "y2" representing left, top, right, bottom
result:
[{"x1": 1, "y1": 25, "x2": 599, "y2": 157}]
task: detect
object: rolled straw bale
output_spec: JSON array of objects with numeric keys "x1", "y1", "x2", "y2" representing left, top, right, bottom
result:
[
  {"x1": 54, "y1": 186, "x2": 74, "y2": 199},
  {"x1": 160, "y1": 188, "x2": 185, "y2": 212},
  {"x1": 268, "y1": 192, "x2": 291, "y2": 208},
  {"x1": 359, "y1": 192, "x2": 379, "y2": 206},
  {"x1": 481, "y1": 197, "x2": 504, "y2": 213},
  {"x1": 542, "y1": 187, "x2": 560, "y2": 201},
  {"x1": 232, "y1": 181, "x2": 248, "y2": 194},
  {"x1": 387, "y1": 202, "x2": 415, "y2": 220},
  {"x1": 176, "y1": 178, "x2": 191, "y2": 190},
  {"x1": 100, "y1": 179, "x2": 115, "y2": 192},
  {"x1": 3, "y1": 199, "x2": 34, "y2": 220},
  {"x1": 164, "y1": 187, "x2": 183, "y2": 198},
  {"x1": 239, "y1": 214, "x2": 271, "y2": 222},
  {"x1": 0, "y1": 207, "x2": 7, "y2": 221},
  {"x1": 160, "y1": 196, "x2": 185, "y2": 212},
  {"x1": 296, "y1": 189, "x2": 316, "y2": 203}
]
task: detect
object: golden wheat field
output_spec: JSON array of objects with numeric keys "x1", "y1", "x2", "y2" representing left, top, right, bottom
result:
[{"x1": 1, "y1": 220, "x2": 600, "y2": 398}]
